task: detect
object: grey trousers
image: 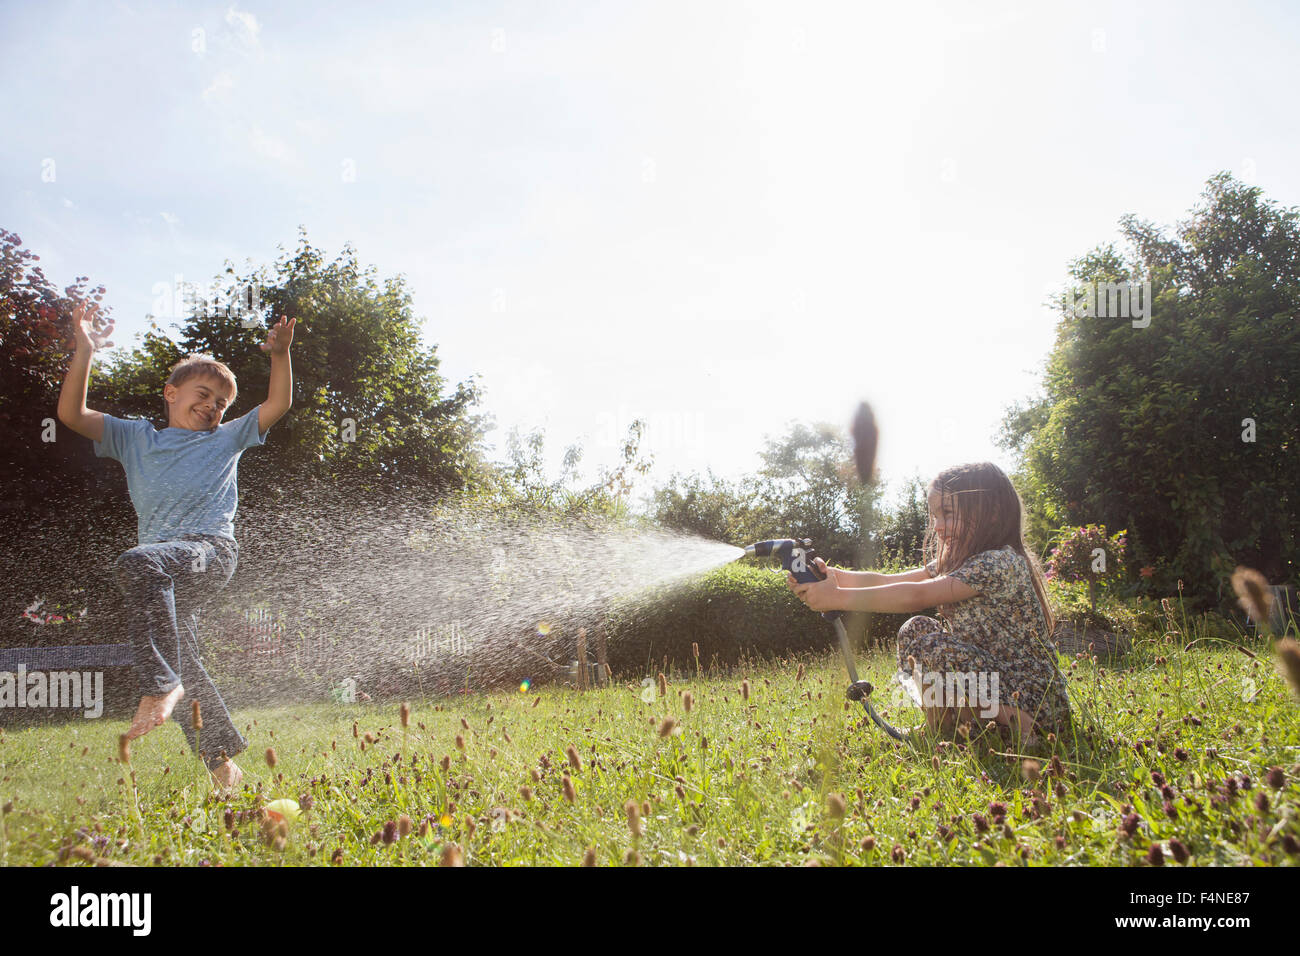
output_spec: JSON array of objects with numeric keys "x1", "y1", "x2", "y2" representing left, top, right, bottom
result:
[{"x1": 112, "y1": 534, "x2": 247, "y2": 770}]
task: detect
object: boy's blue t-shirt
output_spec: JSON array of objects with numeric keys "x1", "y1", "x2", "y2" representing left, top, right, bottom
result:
[{"x1": 94, "y1": 406, "x2": 266, "y2": 545}]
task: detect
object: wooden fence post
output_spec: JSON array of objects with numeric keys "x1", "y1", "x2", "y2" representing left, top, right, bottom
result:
[{"x1": 595, "y1": 627, "x2": 609, "y2": 686}]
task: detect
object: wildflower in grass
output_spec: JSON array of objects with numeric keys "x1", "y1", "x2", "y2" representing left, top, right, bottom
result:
[
  {"x1": 117, "y1": 734, "x2": 130, "y2": 765},
  {"x1": 642, "y1": 800, "x2": 651, "y2": 817},
  {"x1": 1254, "y1": 792, "x2": 1269, "y2": 813},
  {"x1": 891, "y1": 845, "x2": 905, "y2": 863},
  {"x1": 1267, "y1": 767, "x2": 1286, "y2": 789},
  {"x1": 1173, "y1": 748, "x2": 1188, "y2": 762},
  {"x1": 566, "y1": 745, "x2": 582, "y2": 771},
  {"x1": 657, "y1": 672, "x2": 667, "y2": 697},
  {"x1": 1120, "y1": 814, "x2": 1140, "y2": 838},
  {"x1": 624, "y1": 849, "x2": 641, "y2": 865},
  {"x1": 741, "y1": 680, "x2": 750, "y2": 702},
  {"x1": 191, "y1": 700, "x2": 202, "y2": 730},
  {"x1": 1150, "y1": 770, "x2": 1164, "y2": 787},
  {"x1": 562, "y1": 775, "x2": 576, "y2": 804},
  {"x1": 224, "y1": 810, "x2": 234, "y2": 830},
  {"x1": 624, "y1": 800, "x2": 642, "y2": 838},
  {"x1": 683, "y1": 691, "x2": 694, "y2": 713},
  {"x1": 973, "y1": 813, "x2": 989, "y2": 833},
  {"x1": 455, "y1": 735, "x2": 465, "y2": 751},
  {"x1": 439, "y1": 813, "x2": 453, "y2": 829},
  {"x1": 530, "y1": 768, "x2": 541, "y2": 782},
  {"x1": 1283, "y1": 835, "x2": 1300, "y2": 856},
  {"x1": 440, "y1": 844, "x2": 463, "y2": 866},
  {"x1": 827, "y1": 793, "x2": 846, "y2": 818},
  {"x1": 520, "y1": 786, "x2": 533, "y2": 801},
  {"x1": 692, "y1": 642, "x2": 699, "y2": 658},
  {"x1": 1276, "y1": 639, "x2": 1300, "y2": 695},
  {"x1": 1163, "y1": 800, "x2": 1178, "y2": 820},
  {"x1": 987, "y1": 801, "x2": 1006, "y2": 823},
  {"x1": 1231, "y1": 566, "x2": 1274, "y2": 628},
  {"x1": 582, "y1": 846, "x2": 597, "y2": 866},
  {"x1": 1168, "y1": 838, "x2": 1189, "y2": 863},
  {"x1": 400, "y1": 703, "x2": 410, "y2": 728},
  {"x1": 860, "y1": 836, "x2": 875, "y2": 852},
  {"x1": 265, "y1": 747, "x2": 277, "y2": 768},
  {"x1": 675, "y1": 784, "x2": 686, "y2": 801},
  {"x1": 1146, "y1": 844, "x2": 1163, "y2": 866},
  {"x1": 796, "y1": 663, "x2": 805, "y2": 681},
  {"x1": 381, "y1": 820, "x2": 397, "y2": 844},
  {"x1": 658, "y1": 716, "x2": 678, "y2": 737}
]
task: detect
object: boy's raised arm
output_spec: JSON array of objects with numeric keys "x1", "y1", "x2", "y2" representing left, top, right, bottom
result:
[
  {"x1": 57, "y1": 301, "x2": 114, "y2": 442},
  {"x1": 257, "y1": 314, "x2": 295, "y2": 434}
]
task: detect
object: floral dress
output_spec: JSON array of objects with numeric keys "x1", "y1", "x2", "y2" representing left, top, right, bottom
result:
[{"x1": 895, "y1": 545, "x2": 1072, "y2": 736}]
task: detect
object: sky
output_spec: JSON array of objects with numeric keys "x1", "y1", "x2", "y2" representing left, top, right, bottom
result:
[{"x1": 4, "y1": 0, "x2": 1299, "y2": 510}]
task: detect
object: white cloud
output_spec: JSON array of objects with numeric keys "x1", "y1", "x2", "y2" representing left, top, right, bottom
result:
[
  {"x1": 160, "y1": 211, "x2": 180, "y2": 225},
  {"x1": 248, "y1": 125, "x2": 297, "y2": 167},
  {"x1": 225, "y1": 7, "x2": 261, "y2": 47},
  {"x1": 202, "y1": 70, "x2": 234, "y2": 102}
]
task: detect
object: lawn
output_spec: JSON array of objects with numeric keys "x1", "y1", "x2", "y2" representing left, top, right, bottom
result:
[{"x1": 1, "y1": 618, "x2": 1297, "y2": 866}]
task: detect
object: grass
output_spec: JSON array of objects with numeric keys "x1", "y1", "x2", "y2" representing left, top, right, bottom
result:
[{"x1": 1, "y1": 615, "x2": 1298, "y2": 866}]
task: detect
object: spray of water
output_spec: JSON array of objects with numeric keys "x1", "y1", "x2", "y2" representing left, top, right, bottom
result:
[{"x1": 186, "y1": 483, "x2": 745, "y2": 703}]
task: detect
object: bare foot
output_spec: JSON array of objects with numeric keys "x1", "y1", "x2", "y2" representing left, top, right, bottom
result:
[
  {"x1": 210, "y1": 759, "x2": 243, "y2": 796},
  {"x1": 125, "y1": 685, "x2": 185, "y2": 740}
]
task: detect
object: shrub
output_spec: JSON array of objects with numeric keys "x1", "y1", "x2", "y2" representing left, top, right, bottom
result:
[
  {"x1": 603, "y1": 563, "x2": 911, "y2": 676},
  {"x1": 1046, "y1": 524, "x2": 1127, "y2": 613}
]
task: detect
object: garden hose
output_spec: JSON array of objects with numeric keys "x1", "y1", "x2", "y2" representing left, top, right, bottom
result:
[{"x1": 741, "y1": 538, "x2": 906, "y2": 743}]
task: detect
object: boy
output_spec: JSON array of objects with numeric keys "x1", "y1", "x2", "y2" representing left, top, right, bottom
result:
[{"x1": 57, "y1": 300, "x2": 296, "y2": 794}]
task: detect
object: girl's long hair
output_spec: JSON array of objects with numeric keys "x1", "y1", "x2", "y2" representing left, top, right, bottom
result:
[{"x1": 923, "y1": 462, "x2": 1055, "y2": 636}]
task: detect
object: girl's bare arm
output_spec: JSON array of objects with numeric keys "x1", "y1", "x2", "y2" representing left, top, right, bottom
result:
[{"x1": 834, "y1": 566, "x2": 934, "y2": 587}]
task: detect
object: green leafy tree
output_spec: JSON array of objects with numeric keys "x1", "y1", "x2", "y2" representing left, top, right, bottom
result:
[
  {"x1": 1002, "y1": 173, "x2": 1300, "y2": 606},
  {"x1": 98, "y1": 229, "x2": 490, "y2": 493},
  {"x1": 650, "y1": 421, "x2": 886, "y2": 566}
]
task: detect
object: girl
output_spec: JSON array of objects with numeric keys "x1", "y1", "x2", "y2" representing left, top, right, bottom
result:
[{"x1": 788, "y1": 462, "x2": 1071, "y2": 748}]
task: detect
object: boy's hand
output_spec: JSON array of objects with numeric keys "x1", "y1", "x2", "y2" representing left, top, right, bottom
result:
[
  {"x1": 71, "y1": 300, "x2": 114, "y2": 353},
  {"x1": 259, "y1": 315, "x2": 296, "y2": 356}
]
